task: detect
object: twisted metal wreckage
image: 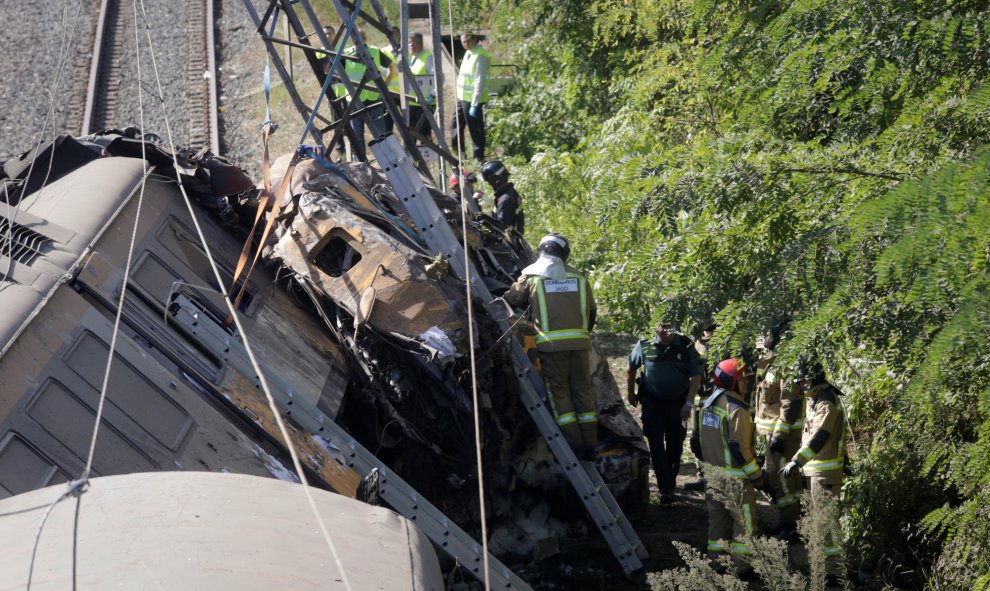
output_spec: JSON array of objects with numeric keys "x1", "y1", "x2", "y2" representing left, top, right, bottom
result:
[{"x1": 0, "y1": 0, "x2": 650, "y2": 587}]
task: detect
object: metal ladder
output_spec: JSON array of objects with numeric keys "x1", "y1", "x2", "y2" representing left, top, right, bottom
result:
[
  {"x1": 370, "y1": 134, "x2": 648, "y2": 574},
  {"x1": 167, "y1": 293, "x2": 533, "y2": 590}
]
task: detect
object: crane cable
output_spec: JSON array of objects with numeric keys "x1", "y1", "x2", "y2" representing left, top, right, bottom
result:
[
  {"x1": 25, "y1": 1, "x2": 147, "y2": 588},
  {"x1": 446, "y1": 4, "x2": 491, "y2": 589},
  {"x1": 133, "y1": 0, "x2": 354, "y2": 588}
]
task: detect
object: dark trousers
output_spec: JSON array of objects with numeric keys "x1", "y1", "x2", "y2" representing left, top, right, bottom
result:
[
  {"x1": 451, "y1": 100, "x2": 485, "y2": 160},
  {"x1": 408, "y1": 105, "x2": 433, "y2": 141},
  {"x1": 641, "y1": 398, "x2": 686, "y2": 497},
  {"x1": 347, "y1": 104, "x2": 385, "y2": 161}
]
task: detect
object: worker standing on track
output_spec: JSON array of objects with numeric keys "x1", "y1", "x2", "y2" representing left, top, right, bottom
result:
[
  {"x1": 754, "y1": 321, "x2": 805, "y2": 539},
  {"x1": 335, "y1": 28, "x2": 394, "y2": 161},
  {"x1": 452, "y1": 30, "x2": 490, "y2": 161},
  {"x1": 504, "y1": 234, "x2": 598, "y2": 460},
  {"x1": 480, "y1": 160, "x2": 523, "y2": 232}
]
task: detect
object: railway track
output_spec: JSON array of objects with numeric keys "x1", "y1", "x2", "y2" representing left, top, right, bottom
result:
[{"x1": 80, "y1": 0, "x2": 219, "y2": 154}]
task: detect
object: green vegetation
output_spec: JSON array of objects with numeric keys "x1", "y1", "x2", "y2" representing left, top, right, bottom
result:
[{"x1": 479, "y1": 1, "x2": 990, "y2": 588}]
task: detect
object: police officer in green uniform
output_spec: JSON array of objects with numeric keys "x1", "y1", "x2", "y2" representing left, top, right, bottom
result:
[{"x1": 627, "y1": 320, "x2": 702, "y2": 504}]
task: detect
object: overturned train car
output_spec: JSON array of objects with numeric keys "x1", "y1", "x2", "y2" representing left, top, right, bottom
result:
[{"x1": 0, "y1": 130, "x2": 648, "y2": 565}]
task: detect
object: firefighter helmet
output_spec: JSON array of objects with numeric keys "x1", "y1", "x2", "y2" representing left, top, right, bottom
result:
[
  {"x1": 794, "y1": 356, "x2": 826, "y2": 384},
  {"x1": 538, "y1": 233, "x2": 571, "y2": 262},
  {"x1": 481, "y1": 160, "x2": 509, "y2": 187},
  {"x1": 713, "y1": 358, "x2": 750, "y2": 391},
  {"x1": 448, "y1": 169, "x2": 475, "y2": 190}
]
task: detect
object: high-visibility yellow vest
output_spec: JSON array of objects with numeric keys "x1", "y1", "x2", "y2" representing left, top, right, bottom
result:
[
  {"x1": 455, "y1": 46, "x2": 490, "y2": 104},
  {"x1": 408, "y1": 49, "x2": 433, "y2": 107},
  {"x1": 528, "y1": 271, "x2": 591, "y2": 352},
  {"x1": 334, "y1": 46, "x2": 384, "y2": 102},
  {"x1": 380, "y1": 46, "x2": 401, "y2": 96}
]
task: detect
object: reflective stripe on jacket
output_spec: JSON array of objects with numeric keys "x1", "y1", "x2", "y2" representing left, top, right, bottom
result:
[{"x1": 793, "y1": 384, "x2": 845, "y2": 475}]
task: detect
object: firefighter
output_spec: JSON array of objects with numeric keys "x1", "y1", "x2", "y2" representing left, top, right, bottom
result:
[
  {"x1": 697, "y1": 358, "x2": 775, "y2": 567},
  {"x1": 504, "y1": 234, "x2": 598, "y2": 459},
  {"x1": 781, "y1": 358, "x2": 846, "y2": 589},
  {"x1": 452, "y1": 30, "x2": 490, "y2": 161},
  {"x1": 480, "y1": 160, "x2": 523, "y2": 233},
  {"x1": 754, "y1": 321, "x2": 804, "y2": 538},
  {"x1": 629, "y1": 319, "x2": 701, "y2": 504}
]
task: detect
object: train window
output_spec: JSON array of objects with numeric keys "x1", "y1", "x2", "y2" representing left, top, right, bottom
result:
[
  {"x1": 0, "y1": 433, "x2": 69, "y2": 499},
  {"x1": 312, "y1": 232, "x2": 363, "y2": 278}
]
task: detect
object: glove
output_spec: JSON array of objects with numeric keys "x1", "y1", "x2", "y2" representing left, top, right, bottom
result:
[
  {"x1": 781, "y1": 461, "x2": 801, "y2": 478},
  {"x1": 768, "y1": 435, "x2": 787, "y2": 454},
  {"x1": 469, "y1": 104, "x2": 479, "y2": 118}
]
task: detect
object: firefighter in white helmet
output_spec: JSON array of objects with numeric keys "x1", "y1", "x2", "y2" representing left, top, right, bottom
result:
[{"x1": 504, "y1": 234, "x2": 598, "y2": 459}]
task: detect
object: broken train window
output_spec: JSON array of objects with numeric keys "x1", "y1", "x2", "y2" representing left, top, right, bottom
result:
[{"x1": 311, "y1": 231, "x2": 363, "y2": 278}]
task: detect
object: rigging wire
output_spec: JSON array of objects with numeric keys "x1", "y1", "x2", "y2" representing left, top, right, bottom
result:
[
  {"x1": 134, "y1": 1, "x2": 354, "y2": 588},
  {"x1": 18, "y1": 3, "x2": 101, "y2": 588},
  {"x1": 446, "y1": 5, "x2": 491, "y2": 589},
  {"x1": 1, "y1": 0, "x2": 85, "y2": 292}
]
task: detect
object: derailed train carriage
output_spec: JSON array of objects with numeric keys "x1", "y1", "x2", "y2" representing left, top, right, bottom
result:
[{"x1": 0, "y1": 129, "x2": 648, "y2": 572}]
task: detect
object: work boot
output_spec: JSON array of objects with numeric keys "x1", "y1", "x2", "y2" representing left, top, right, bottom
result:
[
  {"x1": 684, "y1": 478, "x2": 705, "y2": 491},
  {"x1": 659, "y1": 493, "x2": 675, "y2": 506},
  {"x1": 734, "y1": 565, "x2": 758, "y2": 581}
]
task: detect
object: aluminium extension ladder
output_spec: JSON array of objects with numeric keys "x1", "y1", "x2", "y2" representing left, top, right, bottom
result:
[
  {"x1": 168, "y1": 293, "x2": 533, "y2": 589},
  {"x1": 370, "y1": 134, "x2": 648, "y2": 575}
]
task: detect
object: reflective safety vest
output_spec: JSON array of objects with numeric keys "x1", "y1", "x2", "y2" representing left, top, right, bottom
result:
[
  {"x1": 380, "y1": 46, "x2": 401, "y2": 96},
  {"x1": 408, "y1": 49, "x2": 433, "y2": 106},
  {"x1": 699, "y1": 390, "x2": 763, "y2": 481},
  {"x1": 334, "y1": 45, "x2": 384, "y2": 102},
  {"x1": 527, "y1": 271, "x2": 592, "y2": 353},
  {"x1": 455, "y1": 46, "x2": 490, "y2": 104}
]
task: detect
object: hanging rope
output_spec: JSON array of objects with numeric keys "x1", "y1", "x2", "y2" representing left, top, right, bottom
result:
[
  {"x1": 446, "y1": 4, "x2": 491, "y2": 590},
  {"x1": 134, "y1": 1, "x2": 354, "y2": 588}
]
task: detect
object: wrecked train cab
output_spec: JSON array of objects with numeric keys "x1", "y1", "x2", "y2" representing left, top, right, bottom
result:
[{"x1": 0, "y1": 132, "x2": 649, "y2": 575}]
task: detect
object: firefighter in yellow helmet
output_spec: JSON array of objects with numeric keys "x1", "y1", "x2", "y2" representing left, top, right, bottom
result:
[
  {"x1": 781, "y1": 357, "x2": 846, "y2": 589},
  {"x1": 504, "y1": 234, "x2": 598, "y2": 459},
  {"x1": 753, "y1": 320, "x2": 804, "y2": 539},
  {"x1": 695, "y1": 358, "x2": 775, "y2": 568}
]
